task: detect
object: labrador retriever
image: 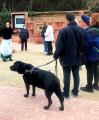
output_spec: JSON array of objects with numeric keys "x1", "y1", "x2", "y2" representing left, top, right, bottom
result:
[{"x1": 10, "y1": 61, "x2": 64, "y2": 111}]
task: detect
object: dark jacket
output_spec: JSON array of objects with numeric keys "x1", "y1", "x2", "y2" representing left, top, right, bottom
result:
[
  {"x1": 41, "y1": 25, "x2": 47, "y2": 38},
  {"x1": 20, "y1": 28, "x2": 29, "y2": 40},
  {"x1": 0, "y1": 27, "x2": 13, "y2": 39},
  {"x1": 86, "y1": 27, "x2": 99, "y2": 62},
  {"x1": 81, "y1": 15, "x2": 99, "y2": 62},
  {"x1": 53, "y1": 21, "x2": 87, "y2": 67}
]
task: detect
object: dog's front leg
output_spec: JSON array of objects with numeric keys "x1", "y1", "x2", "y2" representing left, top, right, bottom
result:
[
  {"x1": 32, "y1": 85, "x2": 36, "y2": 96},
  {"x1": 24, "y1": 82, "x2": 30, "y2": 97}
]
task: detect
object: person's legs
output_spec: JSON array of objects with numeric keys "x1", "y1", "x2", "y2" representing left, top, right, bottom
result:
[
  {"x1": 45, "y1": 41, "x2": 48, "y2": 53},
  {"x1": 49, "y1": 41, "x2": 53, "y2": 54},
  {"x1": 72, "y1": 66, "x2": 80, "y2": 96},
  {"x1": 25, "y1": 40, "x2": 27, "y2": 51},
  {"x1": 93, "y1": 61, "x2": 99, "y2": 89},
  {"x1": 46, "y1": 41, "x2": 50, "y2": 55},
  {"x1": 80, "y1": 62, "x2": 94, "y2": 92},
  {"x1": 8, "y1": 54, "x2": 13, "y2": 61},
  {"x1": 86, "y1": 62, "x2": 94, "y2": 89},
  {"x1": 42, "y1": 37, "x2": 47, "y2": 53},
  {"x1": 21, "y1": 40, "x2": 24, "y2": 51},
  {"x1": 63, "y1": 66, "x2": 71, "y2": 98}
]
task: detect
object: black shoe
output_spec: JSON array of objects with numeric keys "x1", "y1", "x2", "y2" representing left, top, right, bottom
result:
[
  {"x1": 49, "y1": 52, "x2": 53, "y2": 55},
  {"x1": 80, "y1": 86, "x2": 94, "y2": 93},
  {"x1": 62, "y1": 92, "x2": 69, "y2": 99},
  {"x1": 3, "y1": 59, "x2": 7, "y2": 62},
  {"x1": 93, "y1": 84, "x2": 99, "y2": 91},
  {"x1": 71, "y1": 90, "x2": 78, "y2": 97},
  {"x1": 9, "y1": 58, "x2": 13, "y2": 61}
]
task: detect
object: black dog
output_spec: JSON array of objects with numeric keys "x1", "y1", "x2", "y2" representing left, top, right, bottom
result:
[{"x1": 10, "y1": 61, "x2": 64, "y2": 111}]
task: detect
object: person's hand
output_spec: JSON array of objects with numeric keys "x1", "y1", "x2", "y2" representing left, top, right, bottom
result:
[
  {"x1": 53, "y1": 54, "x2": 57, "y2": 60},
  {"x1": 79, "y1": 11, "x2": 84, "y2": 17},
  {"x1": 13, "y1": 29, "x2": 19, "y2": 33}
]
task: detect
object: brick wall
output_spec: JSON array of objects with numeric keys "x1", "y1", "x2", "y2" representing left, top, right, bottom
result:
[{"x1": 11, "y1": 10, "x2": 89, "y2": 43}]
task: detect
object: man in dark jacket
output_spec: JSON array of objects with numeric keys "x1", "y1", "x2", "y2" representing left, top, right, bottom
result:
[
  {"x1": 19, "y1": 25, "x2": 29, "y2": 51},
  {"x1": 53, "y1": 13, "x2": 87, "y2": 98}
]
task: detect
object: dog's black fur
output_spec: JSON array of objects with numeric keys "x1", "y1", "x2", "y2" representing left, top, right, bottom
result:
[{"x1": 10, "y1": 61, "x2": 64, "y2": 111}]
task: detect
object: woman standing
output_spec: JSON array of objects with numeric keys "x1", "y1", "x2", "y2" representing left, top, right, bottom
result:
[
  {"x1": 80, "y1": 13, "x2": 99, "y2": 92},
  {"x1": 0, "y1": 22, "x2": 14, "y2": 62}
]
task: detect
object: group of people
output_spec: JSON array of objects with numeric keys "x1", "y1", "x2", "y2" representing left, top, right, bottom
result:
[
  {"x1": 0, "y1": 23, "x2": 29, "y2": 61},
  {"x1": 54, "y1": 12, "x2": 99, "y2": 98},
  {"x1": 0, "y1": 12, "x2": 99, "y2": 98},
  {"x1": 41, "y1": 22, "x2": 54, "y2": 55}
]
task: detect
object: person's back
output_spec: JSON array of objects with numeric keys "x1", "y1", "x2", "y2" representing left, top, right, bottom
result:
[
  {"x1": 54, "y1": 12, "x2": 87, "y2": 98},
  {"x1": 86, "y1": 27, "x2": 99, "y2": 62},
  {"x1": 80, "y1": 13, "x2": 99, "y2": 92},
  {"x1": 54, "y1": 21, "x2": 86, "y2": 67}
]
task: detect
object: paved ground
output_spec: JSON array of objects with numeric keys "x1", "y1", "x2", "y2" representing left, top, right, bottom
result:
[{"x1": 0, "y1": 42, "x2": 99, "y2": 120}]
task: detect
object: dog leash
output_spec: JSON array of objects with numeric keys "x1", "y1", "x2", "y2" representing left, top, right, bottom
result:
[
  {"x1": 26, "y1": 59, "x2": 58, "y2": 76},
  {"x1": 55, "y1": 60, "x2": 58, "y2": 76},
  {"x1": 36, "y1": 59, "x2": 55, "y2": 68}
]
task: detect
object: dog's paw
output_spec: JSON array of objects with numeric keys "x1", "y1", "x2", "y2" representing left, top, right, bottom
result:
[
  {"x1": 59, "y1": 107, "x2": 64, "y2": 111},
  {"x1": 32, "y1": 93, "x2": 36, "y2": 96},
  {"x1": 44, "y1": 106, "x2": 49, "y2": 110},
  {"x1": 24, "y1": 94, "x2": 29, "y2": 97}
]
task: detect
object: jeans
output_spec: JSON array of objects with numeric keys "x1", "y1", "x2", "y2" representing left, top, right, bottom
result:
[
  {"x1": 63, "y1": 66, "x2": 80, "y2": 96},
  {"x1": 86, "y1": 61, "x2": 99, "y2": 88},
  {"x1": 42, "y1": 37, "x2": 47, "y2": 52},
  {"x1": 46, "y1": 41, "x2": 53, "y2": 54}
]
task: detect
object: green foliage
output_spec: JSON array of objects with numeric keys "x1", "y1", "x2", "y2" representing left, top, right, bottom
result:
[
  {"x1": 83, "y1": 0, "x2": 99, "y2": 12},
  {"x1": 91, "y1": 1, "x2": 99, "y2": 12},
  {"x1": 0, "y1": 0, "x2": 84, "y2": 12},
  {"x1": 55, "y1": 0, "x2": 83, "y2": 11},
  {"x1": 0, "y1": 8, "x2": 11, "y2": 31}
]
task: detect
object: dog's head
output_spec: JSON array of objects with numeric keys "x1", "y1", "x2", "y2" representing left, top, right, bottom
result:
[{"x1": 10, "y1": 61, "x2": 34, "y2": 74}]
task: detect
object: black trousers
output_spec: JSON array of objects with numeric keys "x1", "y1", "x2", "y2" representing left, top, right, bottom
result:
[
  {"x1": 46, "y1": 41, "x2": 53, "y2": 54},
  {"x1": 86, "y1": 61, "x2": 99, "y2": 88},
  {"x1": 63, "y1": 66, "x2": 80, "y2": 96},
  {"x1": 21, "y1": 39, "x2": 27, "y2": 51}
]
